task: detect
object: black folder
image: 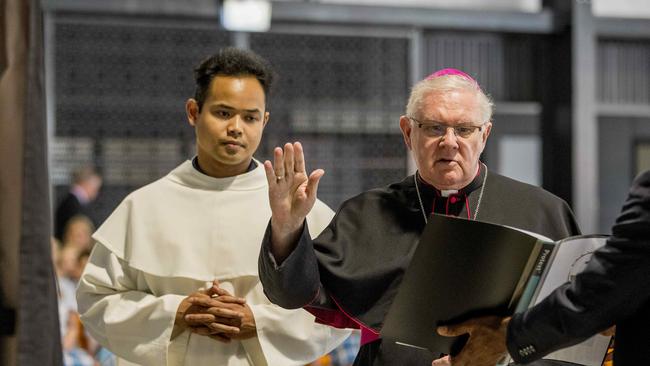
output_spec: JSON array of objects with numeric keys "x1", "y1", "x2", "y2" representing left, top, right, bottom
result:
[{"x1": 380, "y1": 214, "x2": 543, "y2": 356}]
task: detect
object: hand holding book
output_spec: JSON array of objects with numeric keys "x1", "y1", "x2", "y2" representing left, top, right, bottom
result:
[{"x1": 432, "y1": 316, "x2": 510, "y2": 366}]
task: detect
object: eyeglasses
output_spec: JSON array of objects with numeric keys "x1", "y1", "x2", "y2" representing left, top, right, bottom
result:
[{"x1": 407, "y1": 116, "x2": 484, "y2": 138}]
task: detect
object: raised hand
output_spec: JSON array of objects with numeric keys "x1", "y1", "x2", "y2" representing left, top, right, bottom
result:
[{"x1": 263, "y1": 142, "x2": 324, "y2": 262}]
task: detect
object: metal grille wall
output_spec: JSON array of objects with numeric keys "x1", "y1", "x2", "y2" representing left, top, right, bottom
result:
[
  {"x1": 55, "y1": 20, "x2": 229, "y2": 138},
  {"x1": 251, "y1": 32, "x2": 410, "y2": 207},
  {"x1": 423, "y1": 32, "x2": 538, "y2": 102},
  {"x1": 597, "y1": 39, "x2": 650, "y2": 104},
  {"x1": 596, "y1": 39, "x2": 650, "y2": 232},
  {"x1": 53, "y1": 17, "x2": 229, "y2": 222},
  {"x1": 52, "y1": 16, "x2": 409, "y2": 220}
]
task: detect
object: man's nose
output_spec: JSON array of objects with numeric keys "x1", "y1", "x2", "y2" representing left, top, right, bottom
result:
[
  {"x1": 439, "y1": 127, "x2": 458, "y2": 146},
  {"x1": 227, "y1": 115, "x2": 243, "y2": 136}
]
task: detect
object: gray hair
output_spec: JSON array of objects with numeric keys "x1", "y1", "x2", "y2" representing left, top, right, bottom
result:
[{"x1": 405, "y1": 75, "x2": 494, "y2": 123}]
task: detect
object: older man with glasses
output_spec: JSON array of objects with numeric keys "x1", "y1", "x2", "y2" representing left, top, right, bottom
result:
[{"x1": 258, "y1": 69, "x2": 581, "y2": 365}]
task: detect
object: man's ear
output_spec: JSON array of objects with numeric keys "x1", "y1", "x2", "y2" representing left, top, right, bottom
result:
[
  {"x1": 481, "y1": 121, "x2": 492, "y2": 145},
  {"x1": 399, "y1": 116, "x2": 413, "y2": 150},
  {"x1": 262, "y1": 111, "x2": 270, "y2": 128},
  {"x1": 185, "y1": 99, "x2": 199, "y2": 127}
]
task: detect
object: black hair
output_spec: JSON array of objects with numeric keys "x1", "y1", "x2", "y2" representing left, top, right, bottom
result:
[{"x1": 193, "y1": 47, "x2": 275, "y2": 110}]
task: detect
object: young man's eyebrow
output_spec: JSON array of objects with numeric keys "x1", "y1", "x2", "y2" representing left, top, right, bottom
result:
[
  {"x1": 210, "y1": 104, "x2": 261, "y2": 114},
  {"x1": 210, "y1": 104, "x2": 235, "y2": 110}
]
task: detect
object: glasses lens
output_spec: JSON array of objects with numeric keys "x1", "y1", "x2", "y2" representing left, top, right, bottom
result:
[
  {"x1": 416, "y1": 120, "x2": 481, "y2": 138},
  {"x1": 455, "y1": 126, "x2": 476, "y2": 138},
  {"x1": 426, "y1": 124, "x2": 446, "y2": 136}
]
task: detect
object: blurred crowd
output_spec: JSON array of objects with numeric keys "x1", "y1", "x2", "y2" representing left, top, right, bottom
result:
[{"x1": 52, "y1": 167, "x2": 115, "y2": 366}]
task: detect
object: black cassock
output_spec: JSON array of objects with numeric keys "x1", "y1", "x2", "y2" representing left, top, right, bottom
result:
[{"x1": 259, "y1": 165, "x2": 580, "y2": 366}]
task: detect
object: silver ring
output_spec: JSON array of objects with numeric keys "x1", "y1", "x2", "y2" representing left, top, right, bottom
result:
[{"x1": 276, "y1": 175, "x2": 283, "y2": 181}]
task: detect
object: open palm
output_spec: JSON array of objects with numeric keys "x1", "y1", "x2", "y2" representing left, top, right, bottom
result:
[{"x1": 263, "y1": 142, "x2": 323, "y2": 258}]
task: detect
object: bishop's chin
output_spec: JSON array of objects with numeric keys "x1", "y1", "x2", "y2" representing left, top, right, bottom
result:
[{"x1": 432, "y1": 172, "x2": 465, "y2": 189}]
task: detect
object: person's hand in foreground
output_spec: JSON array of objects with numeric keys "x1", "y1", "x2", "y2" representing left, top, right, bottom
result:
[{"x1": 432, "y1": 316, "x2": 510, "y2": 366}]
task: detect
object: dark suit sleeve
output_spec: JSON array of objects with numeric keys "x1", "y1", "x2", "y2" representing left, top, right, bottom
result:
[
  {"x1": 258, "y1": 220, "x2": 332, "y2": 310},
  {"x1": 507, "y1": 170, "x2": 650, "y2": 363}
]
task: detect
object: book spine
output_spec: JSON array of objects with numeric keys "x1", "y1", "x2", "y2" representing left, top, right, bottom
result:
[{"x1": 514, "y1": 243, "x2": 555, "y2": 313}]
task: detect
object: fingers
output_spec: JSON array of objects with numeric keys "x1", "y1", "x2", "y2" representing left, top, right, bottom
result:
[
  {"x1": 431, "y1": 355, "x2": 451, "y2": 366},
  {"x1": 269, "y1": 142, "x2": 306, "y2": 182},
  {"x1": 185, "y1": 313, "x2": 216, "y2": 325},
  {"x1": 207, "y1": 283, "x2": 246, "y2": 304},
  {"x1": 190, "y1": 319, "x2": 241, "y2": 334},
  {"x1": 438, "y1": 323, "x2": 471, "y2": 337},
  {"x1": 283, "y1": 143, "x2": 294, "y2": 179},
  {"x1": 306, "y1": 169, "x2": 324, "y2": 200},
  {"x1": 439, "y1": 316, "x2": 503, "y2": 336},
  {"x1": 188, "y1": 296, "x2": 245, "y2": 314},
  {"x1": 205, "y1": 280, "x2": 220, "y2": 296},
  {"x1": 212, "y1": 294, "x2": 246, "y2": 305},
  {"x1": 273, "y1": 147, "x2": 284, "y2": 179},
  {"x1": 185, "y1": 312, "x2": 241, "y2": 325},
  {"x1": 204, "y1": 306, "x2": 244, "y2": 320},
  {"x1": 263, "y1": 160, "x2": 276, "y2": 186},
  {"x1": 190, "y1": 323, "x2": 240, "y2": 336},
  {"x1": 207, "y1": 322, "x2": 241, "y2": 334},
  {"x1": 437, "y1": 317, "x2": 485, "y2": 337},
  {"x1": 294, "y1": 142, "x2": 306, "y2": 174},
  {"x1": 209, "y1": 288, "x2": 247, "y2": 304}
]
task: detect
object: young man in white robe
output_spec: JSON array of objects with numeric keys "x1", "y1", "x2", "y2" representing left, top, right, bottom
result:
[{"x1": 76, "y1": 47, "x2": 350, "y2": 366}]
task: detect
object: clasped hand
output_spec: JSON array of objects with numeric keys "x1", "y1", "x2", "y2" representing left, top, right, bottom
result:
[{"x1": 175, "y1": 280, "x2": 256, "y2": 343}]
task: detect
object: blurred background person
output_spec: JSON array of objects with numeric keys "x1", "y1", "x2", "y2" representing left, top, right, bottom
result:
[
  {"x1": 54, "y1": 167, "x2": 102, "y2": 242},
  {"x1": 52, "y1": 238, "x2": 115, "y2": 366},
  {"x1": 62, "y1": 215, "x2": 95, "y2": 252},
  {"x1": 309, "y1": 331, "x2": 361, "y2": 366}
]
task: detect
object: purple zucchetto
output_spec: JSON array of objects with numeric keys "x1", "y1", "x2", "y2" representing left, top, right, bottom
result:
[{"x1": 425, "y1": 68, "x2": 481, "y2": 90}]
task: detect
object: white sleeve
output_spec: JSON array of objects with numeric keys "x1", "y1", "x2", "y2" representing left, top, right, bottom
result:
[
  {"x1": 77, "y1": 243, "x2": 188, "y2": 366},
  {"x1": 242, "y1": 303, "x2": 351, "y2": 366}
]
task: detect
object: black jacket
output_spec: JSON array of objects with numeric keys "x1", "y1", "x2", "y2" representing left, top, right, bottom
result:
[
  {"x1": 54, "y1": 192, "x2": 83, "y2": 240},
  {"x1": 508, "y1": 170, "x2": 650, "y2": 365}
]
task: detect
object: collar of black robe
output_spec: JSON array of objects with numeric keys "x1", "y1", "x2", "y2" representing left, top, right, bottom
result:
[
  {"x1": 415, "y1": 162, "x2": 486, "y2": 220},
  {"x1": 191, "y1": 156, "x2": 257, "y2": 175}
]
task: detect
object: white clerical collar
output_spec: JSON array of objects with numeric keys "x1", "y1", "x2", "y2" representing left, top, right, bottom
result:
[{"x1": 440, "y1": 189, "x2": 458, "y2": 197}]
